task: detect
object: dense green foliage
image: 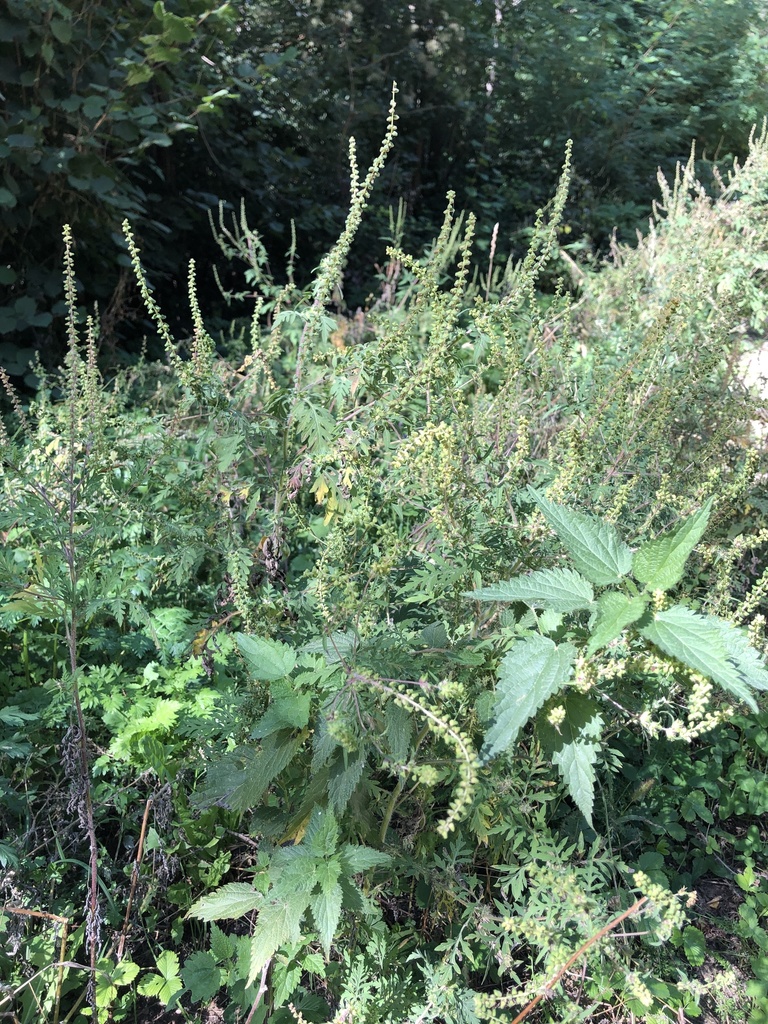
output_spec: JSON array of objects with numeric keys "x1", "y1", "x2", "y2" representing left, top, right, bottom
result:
[
  {"x1": 2, "y1": 0, "x2": 768, "y2": 365},
  {"x1": 2, "y1": 95, "x2": 768, "y2": 1023}
]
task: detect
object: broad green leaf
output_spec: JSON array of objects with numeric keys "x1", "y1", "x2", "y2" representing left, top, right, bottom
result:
[
  {"x1": 197, "y1": 732, "x2": 304, "y2": 813},
  {"x1": 538, "y1": 696, "x2": 603, "y2": 825},
  {"x1": 311, "y1": 882, "x2": 343, "y2": 956},
  {"x1": 482, "y1": 634, "x2": 576, "y2": 761},
  {"x1": 586, "y1": 591, "x2": 649, "y2": 654},
  {"x1": 188, "y1": 882, "x2": 262, "y2": 922},
  {"x1": 327, "y1": 749, "x2": 367, "y2": 814},
  {"x1": 252, "y1": 683, "x2": 311, "y2": 738},
  {"x1": 466, "y1": 567, "x2": 594, "y2": 612},
  {"x1": 181, "y1": 950, "x2": 221, "y2": 1002},
  {"x1": 641, "y1": 606, "x2": 758, "y2": 711},
  {"x1": 209, "y1": 922, "x2": 236, "y2": 964},
  {"x1": 340, "y1": 844, "x2": 392, "y2": 872},
  {"x1": 237, "y1": 633, "x2": 296, "y2": 680},
  {"x1": 248, "y1": 888, "x2": 314, "y2": 984},
  {"x1": 711, "y1": 618, "x2": 768, "y2": 691},
  {"x1": 529, "y1": 489, "x2": 632, "y2": 585},
  {"x1": 633, "y1": 498, "x2": 714, "y2": 592},
  {"x1": 304, "y1": 805, "x2": 339, "y2": 858},
  {"x1": 137, "y1": 950, "x2": 182, "y2": 1005},
  {"x1": 682, "y1": 926, "x2": 706, "y2": 967}
]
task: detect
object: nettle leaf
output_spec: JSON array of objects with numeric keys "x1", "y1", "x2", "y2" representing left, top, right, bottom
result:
[
  {"x1": 311, "y1": 880, "x2": 344, "y2": 957},
  {"x1": 248, "y1": 886, "x2": 315, "y2": 984},
  {"x1": 181, "y1": 950, "x2": 221, "y2": 1003},
  {"x1": 587, "y1": 591, "x2": 649, "y2": 655},
  {"x1": 304, "y1": 805, "x2": 339, "y2": 858},
  {"x1": 237, "y1": 633, "x2": 296, "y2": 680},
  {"x1": 529, "y1": 489, "x2": 632, "y2": 585},
  {"x1": 641, "y1": 606, "x2": 759, "y2": 711},
  {"x1": 328, "y1": 749, "x2": 367, "y2": 814},
  {"x1": 209, "y1": 922, "x2": 236, "y2": 964},
  {"x1": 538, "y1": 696, "x2": 603, "y2": 825},
  {"x1": 188, "y1": 882, "x2": 262, "y2": 922},
  {"x1": 633, "y1": 498, "x2": 714, "y2": 592},
  {"x1": 339, "y1": 844, "x2": 392, "y2": 873},
  {"x1": 711, "y1": 618, "x2": 768, "y2": 691},
  {"x1": 482, "y1": 635, "x2": 576, "y2": 762},
  {"x1": 466, "y1": 567, "x2": 594, "y2": 612},
  {"x1": 196, "y1": 732, "x2": 304, "y2": 813},
  {"x1": 252, "y1": 681, "x2": 311, "y2": 739}
]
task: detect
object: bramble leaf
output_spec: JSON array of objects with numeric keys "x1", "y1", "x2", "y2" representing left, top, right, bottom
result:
[
  {"x1": 586, "y1": 591, "x2": 649, "y2": 654},
  {"x1": 633, "y1": 498, "x2": 714, "y2": 592},
  {"x1": 466, "y1": 567, "x2": 594, "y2": 612},
  {"x1": 529, "y1": 489, "x2": 633, "y2": 585},
  {"x1": 482, "y1": 635, "x2": 576, "y2": 761}
]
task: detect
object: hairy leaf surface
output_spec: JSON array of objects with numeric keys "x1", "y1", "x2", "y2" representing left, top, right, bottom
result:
[
  {"x1": 633, "y1": 498, "x2": 714, "y2": 591},
  {"x1": 482, "y1": 634, "x2": 575, "y2": 761},
  {"x1": 587, "y1": 591, "x2": 649, "y2": 654},
  {"x1": 467, "y1": 567, "x2": 594, "y2": 612},
  {"x1": 529, "y1": 489, "x2": 633, "y2": 584}
]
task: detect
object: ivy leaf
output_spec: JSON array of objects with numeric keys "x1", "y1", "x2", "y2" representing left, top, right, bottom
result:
[
  {"x1": 237, "y1": 633, "x2": 296, "y2": 680},
  {"x1": 641, "y1": 606, "x2": 758, "y2": 711},
  {"x1": 682, "y1": 926, "x2": 706, "y2": 967},
  {"x1": 466, "y1": 567, "x2": 594, "y2": 612},
  {"x1": 538, "y1": 696, "x2": 603, "y2": 825},
  {"x1": 482, "y1": 635, "x2": 576, "y2": 762},
  {"x1": 311, "y1": 880, "x2": 344, "y2": 957},
  {"x1": 187, "y1": 882, "x2": 262, "y2": 922},
  {"x1": 633, "y1": 498, "x2": 714, "y2": 592},
  {"x1": 586, "y1": 591, "x2": 649, "y2": 654},
  {"x1": 181, "y1": 950, "x2": 221, "y2": 1003},
  {"x1": 528, "y1": 489, "x2": 633, "y2": 585}
]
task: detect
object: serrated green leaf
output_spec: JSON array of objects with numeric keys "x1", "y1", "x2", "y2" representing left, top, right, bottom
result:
[
  {"x1": 304, "y1": 805, "x2": 339, "y2": 858},
  {"x1": 248, "y1": 887, "x2": 314, "y2": 984},
  {"x1": 466, "y1": 567, "x2": 594, "y2": 612},
  {"x1": 311, "y1": 882, "x2": 343, "y2": 957},
  {"x1": 188, "y1": 882, "x2": 262, "y2": 922},
  {"x1": 538, "y1": 696, "x2": 603, "y2": 825},
  {"x1": 529, "y1": 489, "x2": 632, "y2": 585},
  {"x1": 252, "y1": 682, "x2": 311, "y2": 738},
  {"x1": 137, "y1": 950, "x2": 182, "y2": 1006},
  {"x1": 682, "y1": 925, "x2": 706, "y2": 967},
  {"x1": 384, "y1": 701, "x2": 413, "y2": 761},
  {"x1": 198, "y1": 731, "x2": 304, "y2": 814},
  {"x1": 482, "y1": 635, "x2": 576, "y2": 761},
  {"x1": 209, "y1": 922, "x2": 236, "y2": 964},
  {"x1": 237, "y1": 633, "x2": 296, "y2": 680},
  {"x1": 711, "y1": 618, "x2": 768, "y2": 691},
  {"x1": 181, "y1": 950, "x2": 221, "y2": 1002},
  {"x1": 340, "y1": 844, "x2": 392, "y2": 872},
  {"x1": 327, "y1": 749, "x2": 367, "y2": 814},
  {"x1": 586, "y1": 591, "x2": 649, "y2": 654},
  {"x1": 633, "y1": 498, "x2": 714, "y2": 592},
  {"x1": 641, "y1": 606, "x2": 758, "y2": 711}
]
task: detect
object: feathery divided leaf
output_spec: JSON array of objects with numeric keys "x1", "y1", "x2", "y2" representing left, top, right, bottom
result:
[
  {"x1": 466, "y1": 567, "x2": 594, "y2": 612},
  {"x1": 633, "y1": 498, "x2": 714, "y2": 592},
  {"x1": 528, "y1": 489, "x2": 632, "y2": 585},
  {"x1": 482, "y1": 634, "x2": 576, "y2": 762}
]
